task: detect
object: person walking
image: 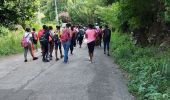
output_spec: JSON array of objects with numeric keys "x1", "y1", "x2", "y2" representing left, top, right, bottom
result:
[
  {"x1": 38, "y1": 25, "x2": 46, "y2": 55},
  {"x1": 31, "y1": 28, "x2": 38, "y2": 51},
  {"x1": 85, "y1": 24, "x2": 97, "y2": 63},
  {"x1": 48, "y1": 26, "x2": 55, "y2": 60},
  {"x1": 103, "y1": 25, "x2": 111, "y2": 56},
  {"x1": 22, "y1": 28, "x2": 38, "y2": 62},
  {"x1": 60, "y1": 23, "x2": 71, "y2": 63},
  {"x1": 54, "y1": 26, "x2": 63, "y2": 61},
  {"x1": 40, "y1": 26, "x2": 50, "y2": 62},
  {"x1": 77, "y1": 26, "x2": 84, "y2": 48},
  {"x1": 70, "y1": 26, "x2": 77, "y2": 55},
  {"x1": 98, "y1": 26, "x2": 103, "y2": 47}
]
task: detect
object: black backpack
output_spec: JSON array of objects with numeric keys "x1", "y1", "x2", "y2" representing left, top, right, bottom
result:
[{"x1": 39, "y1": 32, "x2": 48, "y2": 45}]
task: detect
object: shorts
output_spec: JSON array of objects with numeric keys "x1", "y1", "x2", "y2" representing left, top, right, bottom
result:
[
  {"x1": 87, "y1": 41, "x2": 95, "y2": 53},
  {"x1": 54, "y1": 41, "x2": 62, "y2": 50},
  {"x1": 33, "y1": 40, "x2": 37, "y2": 45}
]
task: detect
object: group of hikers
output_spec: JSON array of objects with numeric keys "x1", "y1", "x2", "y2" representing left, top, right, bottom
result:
[{"x1": 21, "y1": 23, "x2": 111, "y2": 63}]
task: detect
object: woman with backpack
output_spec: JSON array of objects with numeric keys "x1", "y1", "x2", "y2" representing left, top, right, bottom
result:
[
  {"x1": 22, "y1": 28, "x2": 38, "y2": 62},
  {"x1": 85, "y1": 24, "x2": 97, "y2": 63},
  {"x1": 40, "y1": 26, "x2": 50, "y2": 62},
  {"x1": 70, "y1": 26, "x2": 77, "y2": 55},
  {"x1": 77, "y1": 26, "x2": 84, "y2": 48},
  {"x1": 48, "y1": 26, "x2": 55, "y2": 60},
  {"x1": 54, "y1": 26, "x2": 63, "y2": 61},
  {"x1": 60, "y1": 23, "x2": 71, "y2": 63},
  {"x1": 31, "y1": 28, "x2": 38, "y2": 51}
]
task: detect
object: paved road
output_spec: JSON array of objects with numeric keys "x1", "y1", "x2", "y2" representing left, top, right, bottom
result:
[{"x1": 0, "y1": 44, "x2": 134, "y2": 100}]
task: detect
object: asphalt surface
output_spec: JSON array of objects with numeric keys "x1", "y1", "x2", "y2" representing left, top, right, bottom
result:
[{"x1": 0, "y1": 44, "x2": 134, "y2": 100}]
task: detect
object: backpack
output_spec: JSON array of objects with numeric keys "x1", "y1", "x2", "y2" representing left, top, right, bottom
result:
[
  {"x1": 21, "y1": 34, "x2": 29, "y2": 47},
  {"x1": 32, "y1": 32, "x2": 38, "y2": 41},
  {"x1": 60, "y1": 29, "x2": 70, "y2": 42},
  {"x1": 77, "y1": 29, "x2": 84, "y2": 38},
  {"x1": 53, "y1": 31, "x2": 60, "y2": 43},
  {"x1": 39, "y1": 32, "x2": 48, "y2": 45}
]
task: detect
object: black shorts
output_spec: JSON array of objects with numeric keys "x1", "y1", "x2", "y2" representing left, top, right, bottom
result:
[
  {"x1": 54, "y1": 41, "x2": 62, "y2": 50},
  {"x1": 87, "y1": 41, "x2": 95, "y2": 53},
  {"x1": 33, "y1": 40, "x2": 37, "y2": 45}
]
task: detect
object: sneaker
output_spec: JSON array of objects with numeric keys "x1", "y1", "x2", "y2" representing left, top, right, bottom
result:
[
  {"x1": 60, "y1": 55, "x2": 64, "y2": 58},
  {"x1": 49, "y1": 56, "x2": 52, "y2": 60},
  {"x1": 24, "y1": 60, "x2": 27, "y2": 62},
  {"x1": 33, "y1": 57, "x2": 38, "y2": 60},
  {"x1": 56, "y1": 58, "x2": 59, "y2": 61},
  {"x1": 44, "y1": 59, "x2": 50, "y2": 62}
]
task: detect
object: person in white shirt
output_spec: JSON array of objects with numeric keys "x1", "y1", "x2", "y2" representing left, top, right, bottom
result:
[{"x1": 23, "y1": 28, "x2": 38, "y2": 62}]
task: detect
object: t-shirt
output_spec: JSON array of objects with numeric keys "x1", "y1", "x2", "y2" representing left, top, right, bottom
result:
[
  {"x1": 85, "y1": 29, "x2": 96, "y2": 43},
  {"x1": 24, "y1": 32, "x2": 32, "y2": 43},
  {"x1": 103, "y1": 28, "x2": 111, "y2": 42},
  {"x1": 38, "y1": 29, "x2": 45, "y2": 39}
]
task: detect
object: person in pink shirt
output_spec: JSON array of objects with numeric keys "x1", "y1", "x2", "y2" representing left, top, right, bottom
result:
[{"x1": 85, "y1": 24, "x2": 97, "y2": 63}]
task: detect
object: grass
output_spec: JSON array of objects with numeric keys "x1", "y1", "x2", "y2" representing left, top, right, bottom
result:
[
  {"x1": 0, "y1": 26, "x2": 24, "y2": 56},
  {"x1": 110, "y1": 32, "x2": 170, "y2": 100}
]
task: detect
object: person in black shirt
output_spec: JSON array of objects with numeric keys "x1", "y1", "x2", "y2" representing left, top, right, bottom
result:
[
  {"x1": 103, "y1": 25, "x2": 111, "y2": 56},
  {"x1": 40, "y1": 25, "x2": 50, "y2": 62}
]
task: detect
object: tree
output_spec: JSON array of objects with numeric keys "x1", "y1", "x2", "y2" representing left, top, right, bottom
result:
[{"x1": 0, "y1": 0, "x2": 40, "y2": 28}]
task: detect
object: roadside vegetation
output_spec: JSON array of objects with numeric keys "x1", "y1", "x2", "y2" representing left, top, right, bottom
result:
[
  {"x1": 110, "y1": 33, "x2": 170, "y2": 100},
  {"x1": 0, "y1": 0, "x2": 170, "y2": 99},
  {"x1": 0, "y1": 26, "x2": 23, "y2": 56}
]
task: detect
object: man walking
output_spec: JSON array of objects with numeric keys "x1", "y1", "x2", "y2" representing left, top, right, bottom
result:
[{"x1": 103, "y1": 25, "x2": 111, "y2": 56}]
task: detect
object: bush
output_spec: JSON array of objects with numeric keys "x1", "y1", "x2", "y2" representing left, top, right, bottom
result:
[
  {"x1": 110, "y1": 32, "x2": 170, "y2": 100},
  {"x1": 0, "y1": 26, "x2": 24, "y2": 56}
]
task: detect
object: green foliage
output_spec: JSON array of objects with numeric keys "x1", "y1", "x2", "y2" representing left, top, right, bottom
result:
[
  {"x1": 0, "y1": 25, "x2": 11, "y2": 36},
  {"x1": 0, "y1": 26, "x2": 24, "y2": 55},
  {"x1": 66, "y1": 0, "x2": 106, "y2": 25},
  {"x1": 0, "y1": 0, "x2": 40, "y2": 28},
  {"x1": 110, "y1": 32, "x2": 170, "y2": 100}
]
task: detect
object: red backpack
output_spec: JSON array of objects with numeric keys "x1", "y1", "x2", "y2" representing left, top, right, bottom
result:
[
  {"x1": 60, "y1": 29, "x2": 70, "y2": 42},
  {"x1": 21, "y1": 34, "x2": 29, "y2": 47}
]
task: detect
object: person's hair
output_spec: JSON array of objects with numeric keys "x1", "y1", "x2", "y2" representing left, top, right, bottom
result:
[
  {"x1": 32, "y1": 28, "x2": 36, "y2": 31},
  {"x1": 66, "y1": 23, "x2": 71, "y2": 28},
  {"x1": 105, "y1": 25, "x2": 108, "y2": 28},
  {"x1": 56, "y1": 26, "x2": 60, "y2": 30},
  {"x1": 99, "y1": 26, "x2": 102, "y2": 29},
  {"x1": 71, "y1": 26, "x2": 74, "y2": 31},
  {"x1": 43, "y1": 25, "x2": 46, "y2": 29},
  {"x1": 25, "y1": 28, "x2": 30, "y2": 32},
  {"x1": 44, "y1": 25, "x2": 48, "y2": 30},
  {"x1": 49, "y1": 26, "x2": 53, "y2": 30},
  {"x1": 88, "y1": 24, "x2": 93, "y2": 29}
]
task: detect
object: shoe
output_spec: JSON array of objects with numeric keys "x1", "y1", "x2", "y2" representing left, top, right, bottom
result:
[
  {"x1": 44, "y1": 59, "x2": 50, "y2": 62},
  {"x1": 24, "y1": 60, "x2": 27, "y2": 62},
  {"x1": 56, "y1": 58, "x2": 59, "y2": 61},
  {"x1": 49, "y1": 56, "x2": 52, "y2": 60},
  {"x1": 33, "y1": 57, "x2": 38, "y2": 60},
  {"x1": 104, "y1": 52, "x2": 106, "y2": 54},
  {"x1": 60, "y1": 55, "x2": 64, "y2": 58},
  {"x1": 108, "y1": 54, "x2": 110, "y2": 56}
]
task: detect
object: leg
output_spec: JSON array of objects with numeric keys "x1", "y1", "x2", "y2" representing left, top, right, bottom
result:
[
  {"x1": 107, "y1": 41, "x2": 110, "y2": 56},
  {"x1": 24, "y1": 47, "x2": 28, "y2": 62},
  {"x1": 99, "y1": 38, "x2": 102, "y2": 47},
  {"x1": 55, "y1": 42, "x2": 59, "y2": 61},
  {"x1": 104, "y1": 41, "x2": 107, "y2": 54},
  {"x1": 49, "y1": 42, "x2": 54, "y2": 60},
  {"x1": 65, "y1": 40, "x2": 71, "y2": 62},
  {"x1": 70, "y1": 41, "x2": 73, "y2": 54},
  {"x1": 28, "y1": 43, "x2": 35, "y2": 58},
  {"x1": 59, "y1": 42, "x2": 63, "y2": 58},
  {"x1": 62, "y1": 42, "x2": 67, "y2": 63},
  {"x1": 88, "y1": 42, "x2": 93, "y2": 63}
]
